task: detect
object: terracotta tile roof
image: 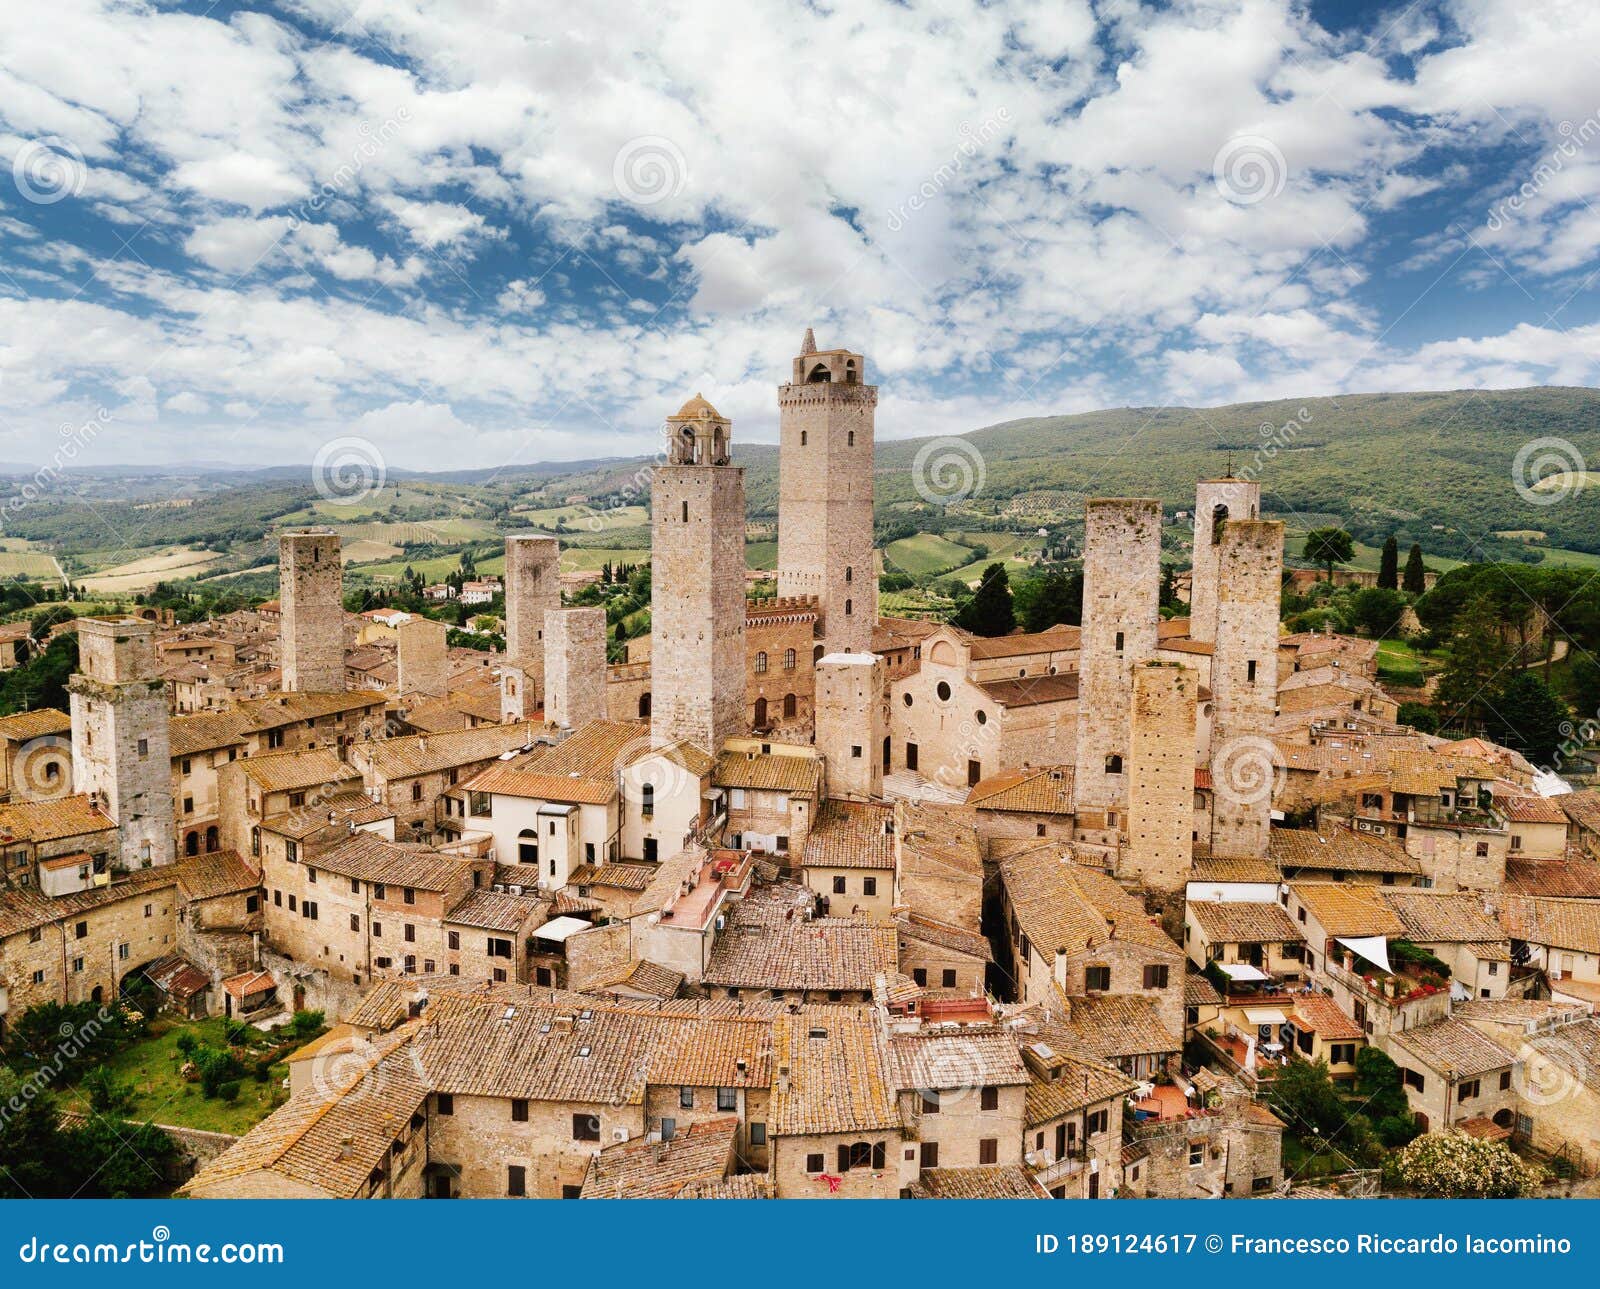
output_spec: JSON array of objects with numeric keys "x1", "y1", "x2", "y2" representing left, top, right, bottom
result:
[
  {"x1": 803, "y1": 800, "x2": 896, "y2": 870},
  {"x1": 703, "y1": 905, "x2": 897, "y2": 993},
  {"x1": 713, "y1": 749, "x2": 822, "y2": 796},
  {"x1": 1270, "y1": 826, "x2": 1419, "y2": 876},
  {"x1": 1391, "y1": 1017, "x2": 1513, "y2": 1078},
  {"x1": 181, "y1": 1026, "x2": 428, "y2": 1198},
  {"x1": 1523, "y1": 1018, "x2": 1600, "y2": 1096},
  {"x1": 896, "y1": 912, "x2": 992, "y2": 961},
  {"x1": 1189, "y1": 855, "x2": 1280, "y2": 884},
  {"x1": 1288, "y1": 882, "x2": 1405, "y2": 938},
  {"x1": 462, "y1": 721, "x2": 647, "y2": 804},
  {"x1": 312, "y1": 830, "x2": 477, "y2": 892},
  {"x1": 1022, "y1": 1048, "x2": 1139, "y2": 1125},
  {"x1": 966, "y1": 625, "x2": 1079, "y2": 660},
  {"x1": 770, "y1": 1006, "x2": 900, "y2": 1136},
  {"x1": 1501, "y1": 896, "x2": 1600, "y2": 955},
  {"x1": 587, "y1": 959, "x2": 685, "y2": 1000},
  {"x1": 1498, "y1": 792, "x2": 1568, "y2": 825},
  {"x1": 1052, "y1": 993, "x2": 1180, "y2": 1060},
  {"x1": 235, "y1": 689, "x2": 386, "y2": 731},
  {"x1": 222, "y1": 969, "x2": 276, "y2": 999},
  {"x1": 674, "y1": 1174, "x2": 773, "y2": 1199},
  {"x1": 1187, "y1": 900, "x2": 1303, "y2": 944},
  {"x1": 909, "y1": 1166, "x2": 1049, "y2": 1199},
  {"x1": 1559, "y1": 789, "x2": 1600, "y2": 835},
  {"x1": 261, "y1": 794, "x2": 394, "y2": 840},
  {"x1": 1505, "y1": 856, "x2": 1600, "y2": 897},
  {"x1": 568, "y1": 861, "x2": 658, "y2": 892},
  {"x1": 144, "y1": 953, "x2": 210, "y2": 1001},
  {"x1": 0, "y1": 793, "x2": 117, "y2": 844},
  {"x1": 582, "y1": 1117, "x2": 737, "y2": 1198},
  {"x1": 976, "y1": 673, "x2": 1080, "y2": 708},
  {"x1": 241, "y1": 748, "x2": 357, "y2": 794},
  {"x1": 169, "y1": 710, "x2": 250, "y2": 757},
  {"x1": 889, "y1": 1026, "x2": 1030, "y2": 1091},
  {"x1": 360, "y1": 722, "x2": 541, "y2": 780},
  {"x1": 0, "y1": 866, "x2": 176, "y2": 939},
  {"x1": 171, "y1": 850, "x2": 260, "y2": 902},
  {"x1": 1183, "y1": 969, "x2": 1224, "y2": 1008},
  {"x1": 1001, "y1": 846, "x2": 1179, "y2": 955},
  {"x1": 966, "y1": 765, "x2": 1074, "y2": 814},
  {"x1": 1290, "y1": 992, "x2": 1363, "y2": 1041},
  {"x1": 1377, "y1": 889, "x2": 1505, "y2": 945},
  {"x1": 1158, "y1": 637, "x2": 1214, "y2": 656},
  {"x1": 0, "y1": 708, "x2": 71, "y2": 741},
  {"x1": 445, "y1": 889, "x2": 545, "y2": 933}
]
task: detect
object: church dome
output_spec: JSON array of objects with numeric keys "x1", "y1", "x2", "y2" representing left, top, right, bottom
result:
[{"x1": 670, "y1": 392, "x2": 723, "y2": 421}]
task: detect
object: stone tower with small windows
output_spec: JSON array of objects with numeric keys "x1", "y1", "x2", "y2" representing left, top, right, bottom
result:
[
  {"x1": 544, "y1": 606, "x2": 608, "y2": 731},
  {"x1": 279, "y1": 530, "x2": 344, "y2": 692},
  {"x1": 1209, "y1": 519, "x2": 1284, "y2": 857},
  {"x1": 69, "y1": 617, "x2": 173, "y2": 870},
  {"x1": 815, "y1": 652, "x2": 885, "y2": 802},
  {"x1": 650, "y1": 394, "x2": 746, "y2": 753},
  {"x1": 1189, "y1": 475, "x2": 1261, "y2": 643},
  {"x1": 500, "y1": 533, "x2": 561, "y2": 720},
  {"x1": 777, "y1": 330, "x2": 877, "y2": 654},
  {"x1": 1126, "y1": 660, "x2": 1199, "y2": 890},
  {"x1": 1075, "y1": 498, "x2": 1162, "y2": 819}
]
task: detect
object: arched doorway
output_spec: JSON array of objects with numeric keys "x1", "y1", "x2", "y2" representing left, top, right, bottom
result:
[
  {"x1": 184, "y1": 831, "x2": 199, "y2": 857},
  {"x1": 518, "y1": 829, "x2": 539, "y2": 864},
  {"x1": 638, "y1": 692, "x2": 651, "y2": 718},
  {"x1": 205, "y1": 825, "x2": 219, "y2": 853},
  {"x1": 753, "y1": 697, "x2": 768, "y2": 728}
]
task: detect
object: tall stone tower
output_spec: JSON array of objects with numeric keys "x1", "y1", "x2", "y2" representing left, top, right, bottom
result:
[
  {"x1": 1209, "y1": 519, "x2": 1284, "y2": 857},
  {"x1": 397, "y1": 616, "x2": 449, "y2": 700},
  {"x1": 815, "y1": 652, "x2": 885, "y2": 802},
  {"x1": 1188, "y1": 475, "x2": 1260, "y2": 643},
  {"x1": 776, "y1": 330, "x2": 877, "y2": 654},
  {"x1": 650, "y1": 394, "x2": 747, "y2": 753},
  {"x1": 279, "y1": 530, "x2": 344, "y2": 692},
  {"x1": 544, "y1": 606, "x2": 607, "y2": 731},
  {"x1": 500, "y1": 533, "x2": 560, "y2": 720},
  {"x1": 69, "y1": 618, "x2": 173, "y2": 870},
  {"x1": 1126, "y1": 661, "x2": 1199, "y2": 890},
  {"x1": 1075, "y1": 498, "x2": 1162, "y2": 816}
]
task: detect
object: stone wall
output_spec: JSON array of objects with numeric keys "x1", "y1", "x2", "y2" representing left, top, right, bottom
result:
[
  {"x1": 544, "y1": 606, "x2": 608, "y2": 731},
  {"x1": 815, "y1": 654, "x2": 884, "y2": 801},
  {"x1": 279, "y1": 532, "x2": 344, "y2": 693},
  {"x1": 1126, "y1": 661, "x2": 1199, "y2": 890},
  {"x1": 397, "y1": 616, "x2": 449, "y2": 699}
]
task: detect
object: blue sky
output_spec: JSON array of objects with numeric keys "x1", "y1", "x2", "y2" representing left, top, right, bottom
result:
[{"x1": 1, "y1": 0, "x2": 1598, "y2": 472}]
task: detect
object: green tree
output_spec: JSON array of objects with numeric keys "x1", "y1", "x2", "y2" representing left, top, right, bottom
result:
[
  {"x1": 1303, "y1": 527, "x2": 1355, "y2": 582},
  {"x1": 952, "y1": 563, "x2": 1015, "y2": 637},
  {"x1": 1349, "y1": 586, "x2": 1406, "y2": 637},
  {"x1": 1384, "y1": 1133, "x2": 1537, "y2": 1197},
  {"x1": 1486, "y1": 671, "x2": 1570, "y2": 766},
  {"x1": 1434, "y1": 594, "x2": 1505, "y2": 731},
  {"x1": 1378, "y1": 536, "x2": 1399, "y2": 590},
  {"x1": 1402, "y1": 543, "x2": 1427, "y2": 594},
  {"x1": 1266, "y1": 1058, "x2": 1348, "y2": 1138},
  {"x1": 1018, "y1": 568, "x2": 1082, "y2": 632},
  {"x1": 0, "y1": 1068, "x2": 72, "y2": 1198},
  {"x1": 1396, "y1": 701, "x2": 1439, "y2": 733}
]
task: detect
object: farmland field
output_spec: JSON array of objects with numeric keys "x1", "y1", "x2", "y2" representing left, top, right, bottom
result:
[
  {"x1": 883, "y1": 533, "x2": 976, "y2": 577},
  {"x1": 514, "y1": 503, "x2": 648, "y2": 533},
  {"x1": 78, "y1": 547, "x2": 224, "y2": 592},
  {"x1": 0, "y1": 539, "x2": 60, "y2": 580},
  {"x1": 329, "y1": 518, "x2": 499, "y2": 544},
  {"x1": 340, "y1": 538, "x2": 405, "y2": 564}
]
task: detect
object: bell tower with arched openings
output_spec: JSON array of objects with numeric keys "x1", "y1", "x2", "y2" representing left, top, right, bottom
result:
[
  {"x1": 650, "y1": 393, "x2": 747, "y2": 754},
  {"x1": 777, "y1": 329, "x2": 877, "y2": 654}
]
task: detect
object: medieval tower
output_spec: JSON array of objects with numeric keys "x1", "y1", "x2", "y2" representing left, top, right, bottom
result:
[
  {"x1": 815, "y1": 653, "x2": 885, "y2": 802},
  {"x1": 279, "y1": 530, "x2": 344, "y2": 692},
  {"x1": 1075, "y1": 498, "x2": 1162, "y2": 819},
  {"x1": 1126, "y1": 660, "x2": 1199, "y2": 890},
  {"x1": 649, "y1": 394, "x2": 747, "y2": 753},
  {"x1": 1209, "y1": 519, "x2": 1284, "y2": 856},
  {"x1": 1188, "y1": 475, "x2": 1260, "y2": 644},
  {"x1": 69, "y1": 618, "x2": 174, "y2": 870},
  {"x1": 544, "y1": 606, "x2": 608, "y2": 731},
  {"x1": 397, "y1": 615, "x2": 449, "y2": 700},
  {"x1": 776, "y1": 330, "x2": 877, "y2": 654},
  {"x1": 500, "y1": 533, "x2": 560, "y2": 720}
]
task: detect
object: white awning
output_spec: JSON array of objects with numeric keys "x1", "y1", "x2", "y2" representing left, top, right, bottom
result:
[
  {"x1": 1243, "y1": 1007, "x2": 1288, "y2": 1025},
  {"x1": 1218, "y1": 962, "x2": 1271, "y2": 982},
  {"x1": 532, "y1": 916, "x2": 592, "y2": 943},
  {"x1": 1336, "y1": 934, "x2": 1392, "y2": 974}
]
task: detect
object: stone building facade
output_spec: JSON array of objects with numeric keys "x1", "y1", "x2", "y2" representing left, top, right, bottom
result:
[
  {"x1": 279, "y1": 531, "x2": 345, "y2": 693},
  {"x1": 649, "y1": 395, "x2": 746, "y2": 754},
  {"x1": 1188, "y1": 476, "x2": 1261, "y2": 644},
  {"x1": 1126, "y1": 661, "x2": 1199, "y2": 890},
  {"x1": 69, "y1": 618, "x2": 174, "y2": 870},
  {"x1": 815, "y1": 653, "x2": 884, "y2": 802},
  {"x1": 776, "y1": 332, "x2": 877, "y2": 654},
  {"x1": 397, "y1": 616, "x2": 449, "y2": 700},
  {"x1": 501, "y1": 533, "x2": 560, "y2": 720},
  {"x1": 543, "y1": 606, "x2": 607, "y2": 731}
]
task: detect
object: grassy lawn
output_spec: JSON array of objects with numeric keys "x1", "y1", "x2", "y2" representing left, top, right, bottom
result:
[
  {"x1": 1376, "y1": 637, "x2": 1441, "y2": 688},
  {"x1": 514, "y1": 503, "x2": 648, "y2": 533},
  {"x1": 884, "y1": 532, "x2": 977, "y2": 578},
  {"x1": 58, "y1": 1017, "x2": 295, "y2": 1136},
  {"x1": 745, "y1": 539, "x2": 778, "y2": 570}
]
